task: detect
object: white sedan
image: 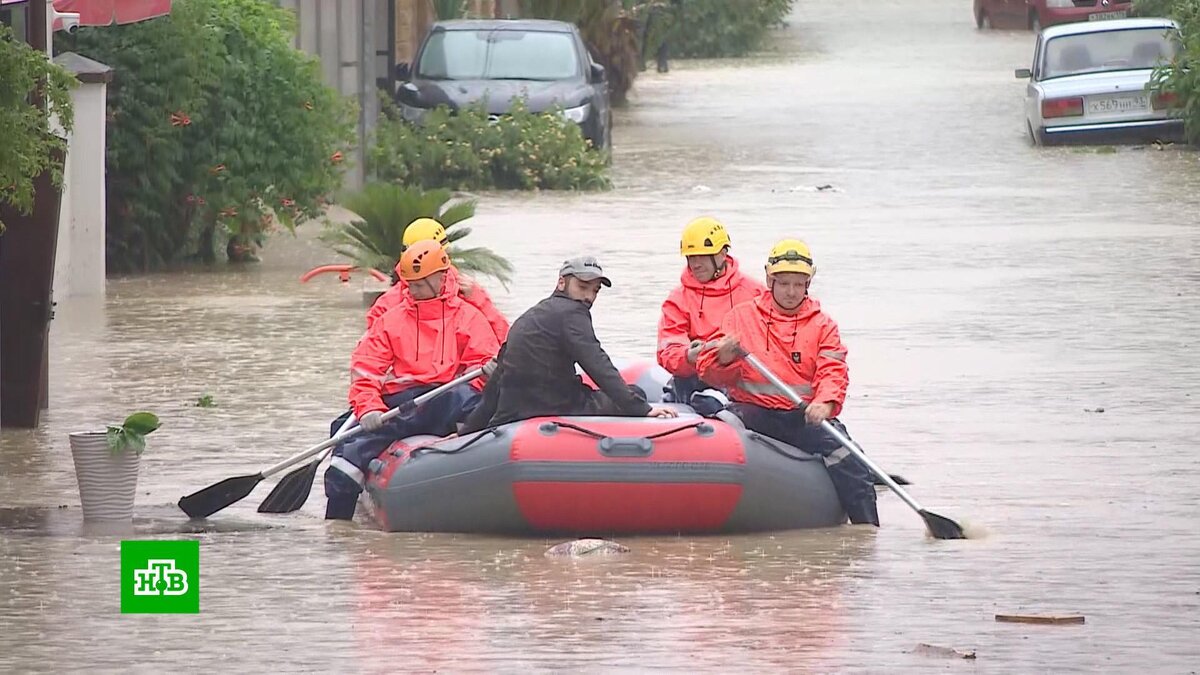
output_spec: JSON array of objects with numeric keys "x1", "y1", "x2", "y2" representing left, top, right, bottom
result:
[{"x1": 1016, "y1": 17, "x2": 1185, "y2": 146}]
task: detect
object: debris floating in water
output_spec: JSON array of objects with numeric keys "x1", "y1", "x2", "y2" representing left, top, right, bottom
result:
[
  {"x1": 1084, "y1": 407, "x2": 1105, "y2": 413},
  {"x1": 789, "y1": 184, "x2": 842, "y2": 193},
  {"x1": 544, "y1": 538, "x2": 631, "y2": 558},
  {"x1": 912, "y1": 643, "x2": 977, "y2": 660},
  {"x1": 995, "y1": 614, "x2": 1085, "y2": 625}
]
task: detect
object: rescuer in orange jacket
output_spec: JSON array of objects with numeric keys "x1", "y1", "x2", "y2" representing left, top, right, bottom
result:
[
  {"x1": 695, "y1": 239, "x2": 879, "y2": 526},
  {"x1": 365, "y1": 218, "x2": 510, "y2": 344},
  {"x1": 657, "y1": 216, "x2": 765, "y2": 405},
  {"x1": 324, "y1": 241, "x2": 500, "y2": 520}
]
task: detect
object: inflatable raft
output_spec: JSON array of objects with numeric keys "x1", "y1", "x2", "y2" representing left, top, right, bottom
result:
[{"x1": 360, "y1": 361, "x2": 846, "y2": 535}]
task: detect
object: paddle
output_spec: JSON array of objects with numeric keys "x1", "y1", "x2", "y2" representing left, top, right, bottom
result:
[
  {"x1": 177, "y1": 367, "x2": 486, "y2": 519},
  {"x1": 736, "y1": 350, "x2": 966, "y2": 540},
  {"x1": 256, "y1": 414, "x2": 357, "y2": 514}
]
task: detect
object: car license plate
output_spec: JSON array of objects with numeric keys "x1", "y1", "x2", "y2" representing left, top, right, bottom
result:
[
  {"x1": 1088, "y1": 10, "x2": 1127, "y2": 20},
  {"x1": 1087, "y1": 94, "x2": 1148, "y2": 115}
]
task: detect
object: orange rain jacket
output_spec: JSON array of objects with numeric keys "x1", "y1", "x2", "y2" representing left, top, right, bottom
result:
[
  {"x1": 349, "y1": 271, "x2": 500, "y2": 417},
  {"x1": 695, "y1": 293, "x2": 849, "y2": 415},
  {"x1": 656, "y1": 254, "x2": 766, "y2": 378},
  {"x1": 366, "y1": 266, "x2": 510, "y2": 344}
]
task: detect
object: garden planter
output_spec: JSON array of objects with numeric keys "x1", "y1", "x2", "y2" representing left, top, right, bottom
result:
[{"x1": 69, "y1": 431, "x2": 140, "y2": 521}]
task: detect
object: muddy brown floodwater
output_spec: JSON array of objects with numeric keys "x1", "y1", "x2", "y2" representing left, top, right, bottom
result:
[{"x1": 3, "y1": 0, "x2": 1200, "y2": 672}]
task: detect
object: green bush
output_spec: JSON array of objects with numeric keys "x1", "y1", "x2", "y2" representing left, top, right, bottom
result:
[
  {"x1": 68, "y1": 0, "x2": 356, "y2": 272},
  {"x1": 370, "y1": 99, "x2": 610, "y2": 191},
  {"x1": 1140, "y1": 0, "x2": 1200, "y2": 142},
  {"x1": 668, "y1": 0, "x2": 795, "y2": 59},
  {"x1": 1132, "y1": 0, "x2": 1181, "y2": 16},
  {"x1": 0, "y1": 23, "x2": 76, "y2": 233}
]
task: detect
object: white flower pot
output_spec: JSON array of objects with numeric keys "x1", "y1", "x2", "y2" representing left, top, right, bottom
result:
[{"x1": 69, "y1": 431, "x2": 140, "y2": 522}]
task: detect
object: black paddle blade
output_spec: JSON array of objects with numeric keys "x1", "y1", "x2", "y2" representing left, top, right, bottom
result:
[
  {"x1": 876, "y1": 474, "x2": 911, "y2": 486},
  {"x1": 257, "y1": 457, "x2": 322, "y2": 514},
  {"x1": 920, "y1": 509, "x2": 967, "y2": 540},
  {"x1": 177, "y1": 473, "x2": 264, "y2": 519}
]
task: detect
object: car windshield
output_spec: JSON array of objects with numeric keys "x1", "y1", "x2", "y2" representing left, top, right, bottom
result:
[
  {"x1": 1041, "y1": 27, "x2": 1181, "y2": 80},
  {"x1": 416, "y1": 29, "x2": 580, "y2": 81}
]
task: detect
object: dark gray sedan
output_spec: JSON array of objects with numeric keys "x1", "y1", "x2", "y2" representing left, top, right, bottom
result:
[{"x1": 395, "y1": 19, "x2": 613, "y2": 151}]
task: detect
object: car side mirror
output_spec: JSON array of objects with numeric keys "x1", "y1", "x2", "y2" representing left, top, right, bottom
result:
[
  {"x1": 589, "y1": 62, "x2": 607, "y2": 83},
  {"x1": 395, "y1": 62, "x2": 411, "y2": 81},
  {"x1": 395, "y1": 81, "x2": 419, "y2": 105},
  {"x1": 1015, "y1": 67, "x2": 1031, "y2": 79}
]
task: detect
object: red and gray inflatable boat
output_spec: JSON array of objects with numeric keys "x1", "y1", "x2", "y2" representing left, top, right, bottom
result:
[{"x1": 360, "y1": 361, "x2": 845, "y2": 535}]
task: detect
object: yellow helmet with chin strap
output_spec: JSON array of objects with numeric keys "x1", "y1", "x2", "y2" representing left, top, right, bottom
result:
[
  {"x1": 680, "y1": 216, "x2": 731, "y2": 257},
  {"x1": 403, "y1": 218, "x2": 449, "y2": 248},
  {"x1": 765, "y1": 239, "x2": 815, "y2": 276}
]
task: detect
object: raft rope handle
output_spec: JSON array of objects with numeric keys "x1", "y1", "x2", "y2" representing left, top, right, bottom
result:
[
  {"x1": 406, "y1": 427, "x2": 500, "y2": 459},
  {"x1": 545, "y1": 420, "x2": 708, "y2": 441}
]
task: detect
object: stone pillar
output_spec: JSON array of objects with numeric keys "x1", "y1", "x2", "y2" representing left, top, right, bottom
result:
[{"x1": 51, "y1": 52, "x2": 113, "y2": 300}]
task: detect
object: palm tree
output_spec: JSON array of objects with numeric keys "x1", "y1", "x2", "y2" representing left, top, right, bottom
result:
[{"x1": 320, "y1": 183, "x2": 514, "y2": 287}]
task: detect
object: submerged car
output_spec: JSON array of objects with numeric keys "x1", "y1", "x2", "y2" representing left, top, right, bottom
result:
[
  {"x1": 975, "y1": 0, "x2": 1133, "y2": 31},
  {"x1": 393, "y1": 19, "x2": 612, "y2": 150},
  {"x1": 1015, "y1": 17, "x2": 1185, "y2": 145}
]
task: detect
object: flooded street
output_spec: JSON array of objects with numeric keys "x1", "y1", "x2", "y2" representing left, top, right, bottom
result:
[{"x1": 4, "y1": 0, "x2": 1200, "y2": 670}]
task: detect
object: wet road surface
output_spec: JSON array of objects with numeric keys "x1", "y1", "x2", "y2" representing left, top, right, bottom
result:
[{"x1": 3, "y1": 0, "x2": 1200, "y2": 671}]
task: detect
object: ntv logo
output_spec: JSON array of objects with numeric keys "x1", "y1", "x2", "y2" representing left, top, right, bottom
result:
[
  {"x1": 121, "y1": 540, "x2": 200, "y2": 613},
  {"x1": 133, "y1": 559, "x2": 189, "y2": 596}
]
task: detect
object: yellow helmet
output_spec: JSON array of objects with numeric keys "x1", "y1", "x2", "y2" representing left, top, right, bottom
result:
[
  {"x1": 680, "y1": 216, "x2": 731, "y2": 257},
  {"x1": 765, "y1": 239, "x2": 814, "y2": 276},
  {"x1": 402, "y1": 218, "x2": 448, "y2": 248}
]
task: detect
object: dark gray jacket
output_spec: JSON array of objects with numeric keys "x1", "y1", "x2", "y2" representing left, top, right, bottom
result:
[{"x1": 463, "y1": 290, "x2": 651, "y2": 430}]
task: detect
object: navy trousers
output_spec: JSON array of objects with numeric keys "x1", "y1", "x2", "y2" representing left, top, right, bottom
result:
[
  {"x1": 323, "y1": 383, "x2": 481, "y2": 520},
  {"x1": 728, "y1": 404, "x2": 880, "y2": 526}
]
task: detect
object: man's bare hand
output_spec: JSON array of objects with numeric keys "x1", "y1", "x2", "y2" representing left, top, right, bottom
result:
[
  {"x1": 715, "y1": 336, "x2": 743, "y2": 365},
  {"x1": 647, "y1": 406, "x2": 679, "y2": 418},
  {"x1": 805, "y1": 402, "x2": 834, "y2": 426}
]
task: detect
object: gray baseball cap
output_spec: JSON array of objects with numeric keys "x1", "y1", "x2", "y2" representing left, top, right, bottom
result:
[{"x1": 559, "y1": 255, "x2": 612, "y2": 287}]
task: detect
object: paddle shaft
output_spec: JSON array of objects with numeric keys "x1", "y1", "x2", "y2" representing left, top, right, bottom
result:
[
  {"x1": 259, "y1": 367, "x2": 484, "y2": 478},
  {"x1": 739, "y1": 353, "x2": 930, "y2": 515}
]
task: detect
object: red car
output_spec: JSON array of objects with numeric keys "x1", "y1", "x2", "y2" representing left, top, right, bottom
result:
[{"x1": 975, "y1": 0, "x2": 1133, "y2": 32}]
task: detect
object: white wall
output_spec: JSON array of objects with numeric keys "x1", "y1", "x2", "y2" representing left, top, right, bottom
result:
[{"x1": 52, "y1": 79, "x2": 108, "y2": 300}]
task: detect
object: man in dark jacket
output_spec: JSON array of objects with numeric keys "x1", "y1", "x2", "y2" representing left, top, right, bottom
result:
[{"x1": 463, "y1": 255, "x2": 678, "y2": 431}]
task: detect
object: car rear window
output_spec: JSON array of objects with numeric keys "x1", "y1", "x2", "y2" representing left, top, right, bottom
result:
[
  {"x1": 417, "y1": 29, "x2": 580, "y2": 81},
  {"x1": 1041, "y1": 27, "x2": 1181, "y2": 80}
]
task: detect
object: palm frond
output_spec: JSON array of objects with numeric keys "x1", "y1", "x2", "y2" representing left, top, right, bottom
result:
[
  {"x1": 449, "y1": 245, "x2": 515, "y2": 289},
  {"x1": 323, "y1": 183, "x2": 511, "y2": 277},
  {"x1": 439, "y1": 198, "x2": 477, "y2": 227},
  {"x1": 446, "y1": 225, "x2": 473, "y2": 243}
]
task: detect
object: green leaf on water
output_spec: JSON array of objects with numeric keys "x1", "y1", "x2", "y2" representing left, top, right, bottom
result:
[{"x1": 122, "y1": 412, "x2": 160, "y2": 435}]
